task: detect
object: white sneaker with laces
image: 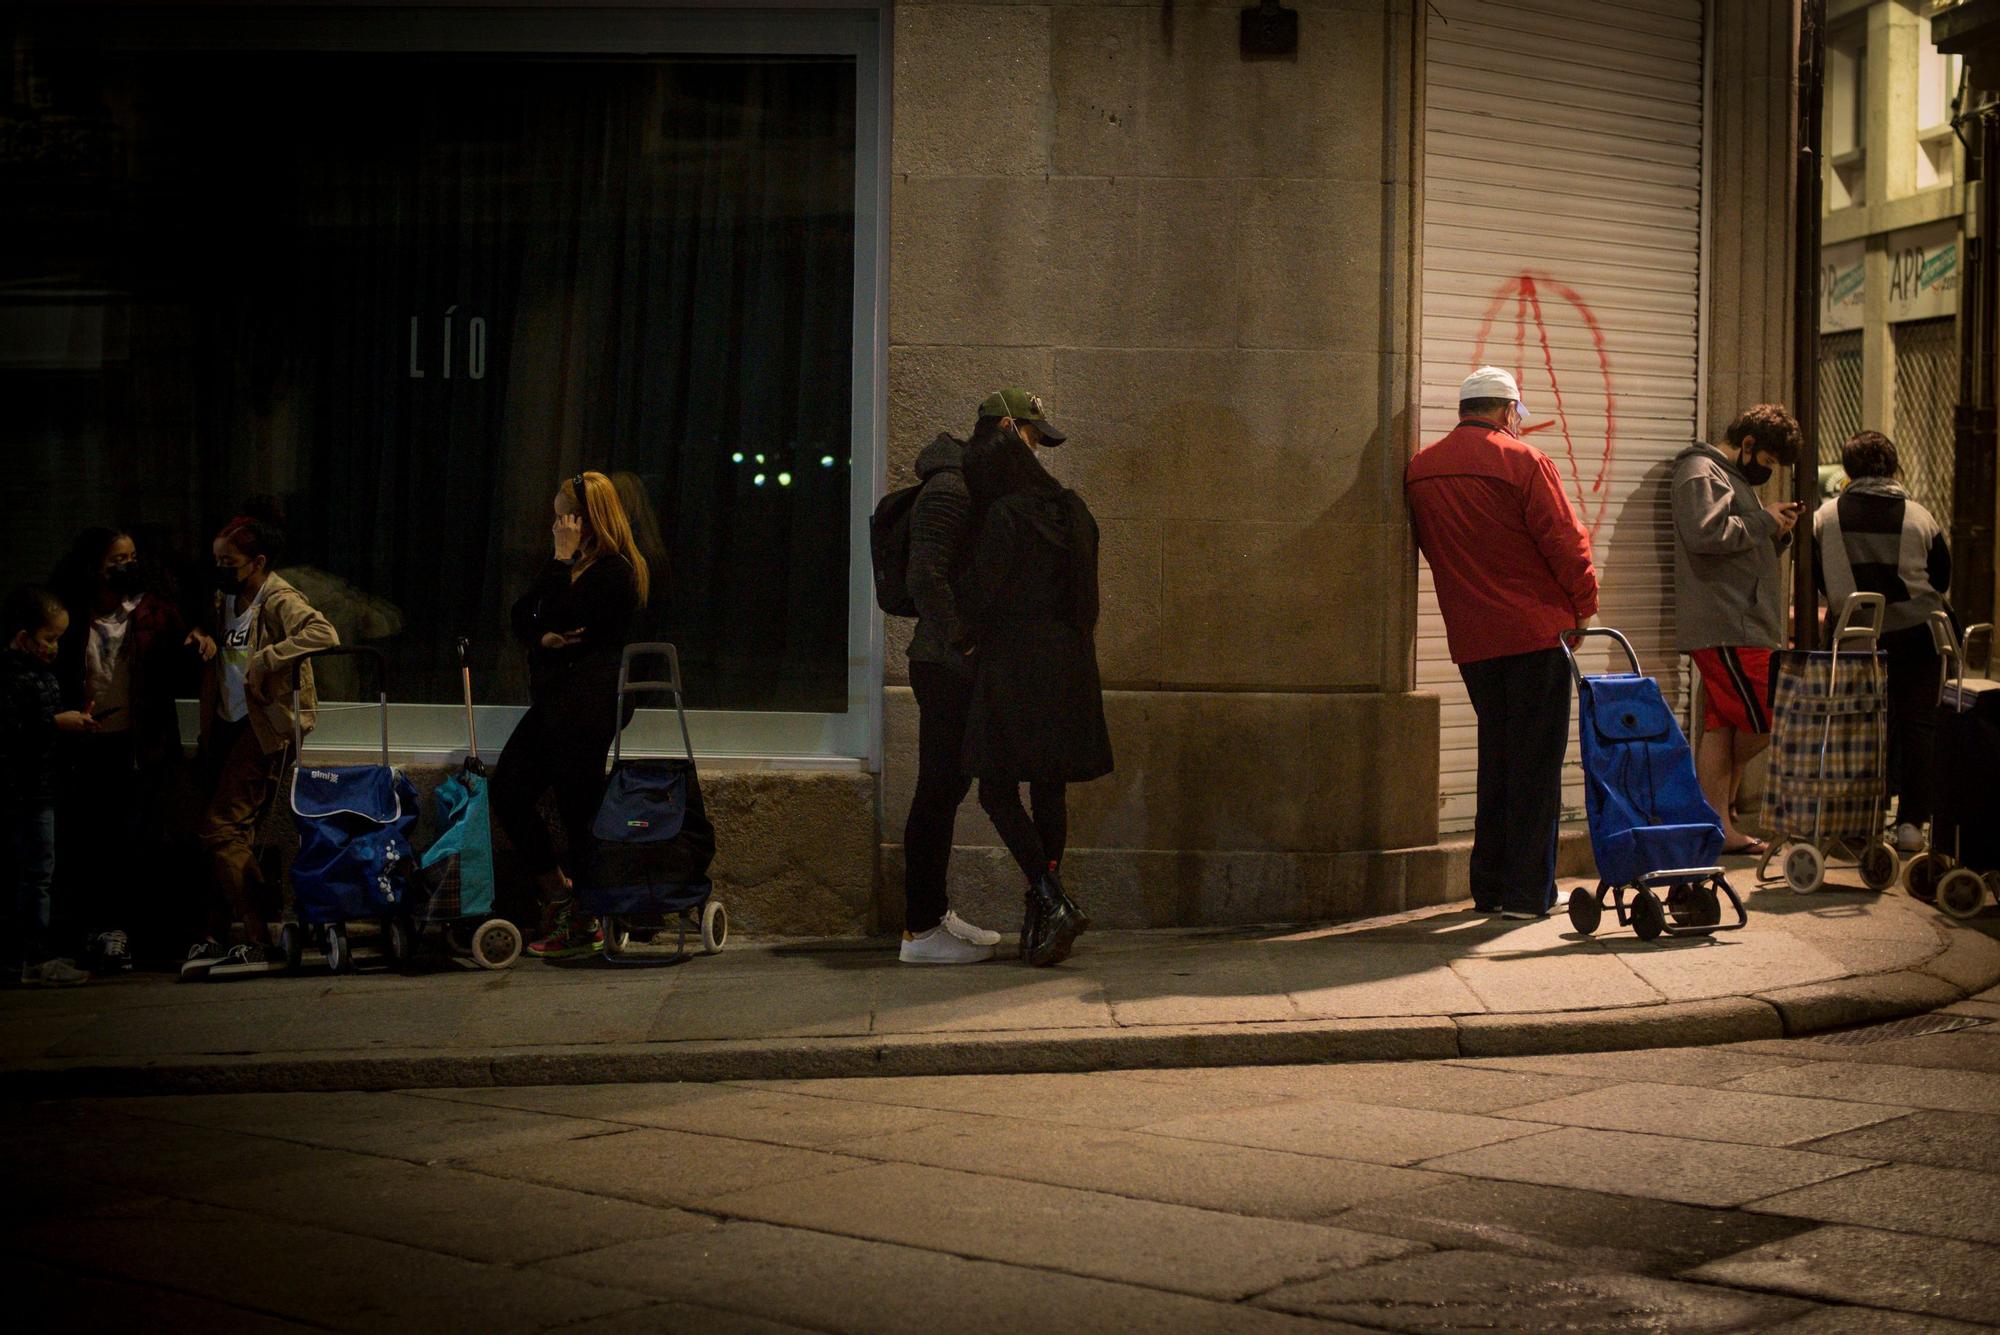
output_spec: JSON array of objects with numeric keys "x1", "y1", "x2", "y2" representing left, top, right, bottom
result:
[
  {"x1": 942, "y1": 910, "x2": 1001, "y2": 948},
  {"x1": 900, "y1": 923, "x2": 995, "y2": 964},
  {"x1": 1895, "y1": 823, "x2": 1926, "y2": 854}
]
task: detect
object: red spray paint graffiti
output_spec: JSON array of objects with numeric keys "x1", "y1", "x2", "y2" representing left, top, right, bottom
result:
[{"x1": 1470, "y1": 272, "x2": 1618, "y2": 536}]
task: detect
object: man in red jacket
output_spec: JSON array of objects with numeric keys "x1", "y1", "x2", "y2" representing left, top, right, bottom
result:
[{"x1": 1407, "y1": 367, "x2": 1600, "y2": 918}]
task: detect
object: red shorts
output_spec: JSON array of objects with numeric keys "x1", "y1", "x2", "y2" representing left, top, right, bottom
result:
[{"x1": 1692, "y1": 646, "x2": 1773, "y2": 734}]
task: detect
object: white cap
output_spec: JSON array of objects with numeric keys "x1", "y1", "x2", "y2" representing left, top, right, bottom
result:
[{"x1": 1458, "y1": 365, "x2": 1529, "y2": 417}]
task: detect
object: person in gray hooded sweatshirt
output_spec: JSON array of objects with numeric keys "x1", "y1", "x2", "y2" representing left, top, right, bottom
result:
[
  {"x1": 1671, "y1": 404, "x2": 1804, "y2": 857},
  {"x1": 895, "y1": 403, "x2": 1014, "y2": 964}
]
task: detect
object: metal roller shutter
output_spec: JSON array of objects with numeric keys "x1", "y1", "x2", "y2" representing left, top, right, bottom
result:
[{"x1": 1418, "y1": 0, "x2": 1706, "y2": 832}]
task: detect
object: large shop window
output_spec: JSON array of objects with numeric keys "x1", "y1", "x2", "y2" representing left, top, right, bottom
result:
[{"x1": 0, "y1": 8, "x2": 883, "y2": 761}]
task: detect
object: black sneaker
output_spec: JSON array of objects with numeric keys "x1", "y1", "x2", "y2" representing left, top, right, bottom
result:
[
  {"x1": 209, "y1": 942, "x2": 285, "y2": 978},
  {"x1": 178, "y1": 940, "x2": 228, "y2": 982},
  {"x1": 89, "y1": 930, "x2": 134, "y2": 972}
]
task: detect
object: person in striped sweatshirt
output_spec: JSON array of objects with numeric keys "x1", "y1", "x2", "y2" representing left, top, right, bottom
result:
[{"x1": 1814, "y1": 430, "x2": 1952, "y2": 852}]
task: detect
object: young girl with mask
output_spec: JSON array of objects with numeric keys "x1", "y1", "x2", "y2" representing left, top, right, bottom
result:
[
  {"x1": 50, "y1": 527, "x2": 194, "y2": 968},
  {"x1": 3, "y1": 586, "x2": 100, "y2": 986},
  {"x1": 182, "y1": 504, "x2": 338, "y2": 975},
  {"x1": 491, "y1": 471, "x2": 649, "y2": 959}
]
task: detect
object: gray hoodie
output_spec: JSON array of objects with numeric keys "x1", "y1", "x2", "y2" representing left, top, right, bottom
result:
[
  {"x1": 906, "y1": 433, "x2": 972, "y2": 673},
  {"x1": 1670, "y1": 441, "x2": 1790, "y2": 651}
]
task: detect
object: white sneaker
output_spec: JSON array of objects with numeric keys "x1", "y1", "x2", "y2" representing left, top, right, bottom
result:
[
  {"x1": 942, "y1": 910, "x2": 1002, "y2": 948},
  {"x1": 900, "y1": 924, "x2": 995, "y2": 964},
  {"x1": 1895, "y1": 823, "x2": 1926, "y2": 854},
  {"x1": 22, "y1": 958, "x2": 89, "y2": 988}
]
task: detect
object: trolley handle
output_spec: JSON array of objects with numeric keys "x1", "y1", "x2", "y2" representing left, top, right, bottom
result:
[
  {"x1": 1830, "y1": 592, "x2": 1885, "y2": 651},
  {"x1": 289, "y1": 646, "x2": 391, "y2": 766},
  {"x1": 456, "y1": 636, "x2": 483, "y2": 771},
  {"x1": 1558, "y1": 626, "x2": 1641, "y2": 689},
  {"x1": 1934, "y1": 616, "x2": 1996, "y2": 711},
  {"x1": 613, "y1": 642, "x2": 695, "y2": 765}
]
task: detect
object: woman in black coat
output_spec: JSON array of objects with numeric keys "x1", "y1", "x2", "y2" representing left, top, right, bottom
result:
[
  {"x1": 492, "y1": 471, "x2": 649, "y2": 960},
  {"x1": 957, "y1": 420, "x2": 1113, "y2": 967}
]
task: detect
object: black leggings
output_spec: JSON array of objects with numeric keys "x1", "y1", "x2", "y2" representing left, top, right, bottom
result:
[
  {"x1": 978, "y1": 780, "x2": 1068, "y2": 881},
  {"x1": 490, "y1": 696, "x2": 615, "y2": 882}
]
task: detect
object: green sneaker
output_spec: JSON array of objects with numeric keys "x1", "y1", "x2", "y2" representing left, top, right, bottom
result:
[{"x1": 526, "y1": 901, "x2": 604, "y2": 960}]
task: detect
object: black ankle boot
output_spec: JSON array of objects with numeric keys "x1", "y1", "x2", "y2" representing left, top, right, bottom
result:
[
  {"x1": 1024, "y1": 871, "x2": 1081, "y2": 967},
  {"x1": 1049, "y1": 864, "x2": 1090, "y2": 933},
  {"x1": 1018, "y1": 884, "x2": 1044, "y2": 962}
]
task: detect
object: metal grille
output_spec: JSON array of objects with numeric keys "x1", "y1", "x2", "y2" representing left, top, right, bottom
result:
[
  {"x1": 1805, "y1": 1013, "x2": 1987, "y2": 1045},
  {"x1": 1894, "y1": 317, "x2": 1958, "y2": 519},
  {"x1": 1818, "y1": 330, "x2": 1863, "y2": 465}
]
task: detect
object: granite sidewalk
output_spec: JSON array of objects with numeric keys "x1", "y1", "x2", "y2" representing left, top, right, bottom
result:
[
  {"x1": 13, "y1": 1014, "x2": 2000, "y2": 1331},
  {"x1": 4, "y1": 874, "x2": 1997, "y2": 1097}
]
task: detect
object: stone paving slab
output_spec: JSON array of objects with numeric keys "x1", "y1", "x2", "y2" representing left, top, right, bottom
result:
[
  {"x1": 3, "y1": 885, "x2": 1995, "y2": 1096},
  {"x1": 1745, "y1": 1161, "x2": 2000, "y2": 1245},
  {"x1": 1415, "y1": 1126, "x2": 1881, "y2": 1209},
  {"x1": 541, "y1": 1220, "x2": 1358, "y2": 1335},
  {"x1": 1686, "y1": 1224, "x2": 2000, "y2": 1325},
  {"x1": 695, "y1": 1159, "x2": 1421, "y2": 1301},
  {"x1": 11, "y1": 1196, "x2": 653, "y2": 1333},
  {"x1": 1799, "y1": 1108, "x2": 2000, "y2": 1174},
  {"x1": 1325, "y1": 1177, "x2": 1813, "y2": 1276},
  {"x1": 1497, "y1": 1082, "x2": 1912, "y2": 1148},
  {"x1": 1255, "y1": 1247, "x2": 1814, "y2": 1332},
  {"x1": 1135, "y1": 1096, "x2": 1543, "y2": 1168}
]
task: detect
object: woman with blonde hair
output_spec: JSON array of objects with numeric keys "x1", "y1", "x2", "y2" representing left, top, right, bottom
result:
[{"x1": 493, "y1": 470, "x2": 650, "y2": 958}]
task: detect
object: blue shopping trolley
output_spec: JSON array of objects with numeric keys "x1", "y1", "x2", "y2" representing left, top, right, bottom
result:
[{"x1": 1560, "y1": 628, "x2": 1747, "y2": 941}]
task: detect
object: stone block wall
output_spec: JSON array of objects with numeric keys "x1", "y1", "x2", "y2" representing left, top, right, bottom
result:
[{"x1": 882, "y1": 0, "x2": 1436, "y2": 929}]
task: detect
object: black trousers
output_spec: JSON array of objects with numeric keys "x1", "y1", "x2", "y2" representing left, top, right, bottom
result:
[
  {"x1": 1460, "y1": 647, "x2": 1572, "y2": 915},
  {"x1": 55, "y1": 732, "x2": 143, "y2": 943},
  {"x1": 903, "y1": 661, "x2": 974, "y2": 933},
  {"x1": 978, "y1": 780, "x2": 1068, "y2": 882},
  {"x1": 490, "y1": 689, "x2": 617, "y2": 882},
  {"x1": 1883, "y1": 630, "x2": 1942, "y2": 828}
]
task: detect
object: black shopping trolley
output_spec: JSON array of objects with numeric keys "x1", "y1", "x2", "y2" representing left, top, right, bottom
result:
[{"x1": 1904, "y1": 614, "x2": 1999, "y2": 918}]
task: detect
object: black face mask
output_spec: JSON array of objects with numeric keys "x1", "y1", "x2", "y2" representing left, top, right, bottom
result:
[
  {"x1": 105, "y1": 565, "x2": 144, "y2": 596},
  {"x1": 1738, "y1": 452, "x2": 1773, "y2": 487},
  {"x1": 211, "y1": 564, "x2": 245, "y2": 593}
]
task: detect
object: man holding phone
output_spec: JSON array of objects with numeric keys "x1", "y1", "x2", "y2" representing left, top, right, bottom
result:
[{"x1": 1670, "y1": 404, "x2": 1805, "y2": 856}]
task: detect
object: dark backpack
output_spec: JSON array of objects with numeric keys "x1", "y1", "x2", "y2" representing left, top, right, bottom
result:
[{"x1": 870, "y1": 468, "x2": 957, "y2": 617}]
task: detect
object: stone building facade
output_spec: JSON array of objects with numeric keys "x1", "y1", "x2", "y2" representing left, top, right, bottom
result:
[{"x1": 2, "y1": 1, "x2": 1804, "y2": 937}]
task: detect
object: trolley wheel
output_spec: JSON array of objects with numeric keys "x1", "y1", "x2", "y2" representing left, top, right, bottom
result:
[
  {"x1": 386, "y1": 917, "x2": 414, "y2": 965},
  {"x1": 278, "y1": 923, "x2": 304, "y2": 971},
  {"x1": 1858, "y1": 839, "x2": 1901, "y2": 893},
  {"x1": 1784, "y1": 844, "x2": 1826, "y2": 894},
  {"x1": 1937, "y1": 869, "x2": 1989, "y2": 920},
  {"x1": 1904, "y1": 852, "x2": 1947, "y2": 904},
  {"x1": 1566, "y1": 887, "x2": 1603, "y2": 936},
  {"x1": 700, "y1": 899, "x2": 729, "y2": 955},
  {"x1": 1669, "y1": 881, "x2": 1723, "y2": 928},
  {"x1": 326, "y1": 927, "x2": 353, "y2": 974},
  {"x1": 470, "y1": 919, "x2": 523, "y2": 970},
  {"x1": 1631, "y1": 888, "x2": 1667, "y2": 942}
]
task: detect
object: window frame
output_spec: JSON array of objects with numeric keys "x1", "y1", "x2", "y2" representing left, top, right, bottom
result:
[{"x1": 78, "y1": 4, "x2": 889, "y2": 770}]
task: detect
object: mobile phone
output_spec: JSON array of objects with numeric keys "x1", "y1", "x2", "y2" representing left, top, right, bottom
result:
[{"x1": 91, "y1": 705, "x2": 123, "y2": 721}]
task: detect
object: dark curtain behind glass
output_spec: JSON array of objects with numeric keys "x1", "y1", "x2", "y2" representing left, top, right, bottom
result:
[{"x1": 1, "y1": 34, "x2": 856, "y2": 711}]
